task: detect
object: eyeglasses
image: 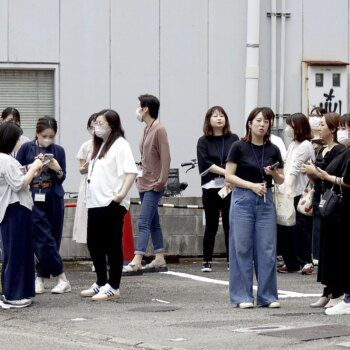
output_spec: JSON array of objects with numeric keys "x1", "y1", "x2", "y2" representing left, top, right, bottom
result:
[{"x1": 93, "y1": 121, "x2": 107, "y2": 127}]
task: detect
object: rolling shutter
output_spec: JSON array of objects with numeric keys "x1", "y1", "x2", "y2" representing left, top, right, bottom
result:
[{"x1": 0, "y1": 70, "x2": 54, "y2": 139}]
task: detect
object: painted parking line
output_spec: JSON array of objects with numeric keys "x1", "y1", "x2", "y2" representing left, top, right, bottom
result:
[{"x1": 161, "y1": 271, "x2": 321, "y2": 299}]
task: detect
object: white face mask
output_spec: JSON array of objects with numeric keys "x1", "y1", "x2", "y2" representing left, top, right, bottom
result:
[
  {"x1": 284, "y1": 125, "x2": 294, "y2": 139},
  {"x1": 309, "y1": 116, "x2": 321, "y2": 129},
  {"x1": 337, "y1": 129, "x2": 350, "y2": 145},
  {"x1": 136, "y1": 107, "x2": 143, "y2": 122},
  {"x1": 38, "y1": 137, "x2": 54, "y2": 148},
  {"x1": 94, "y1": 125, "x2": 111, "y2": 138}
]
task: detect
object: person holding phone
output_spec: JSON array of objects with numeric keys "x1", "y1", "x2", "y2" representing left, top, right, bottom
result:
[
  {"x1": 16, "y1": 116, "x2": 71, "y2": 295},
  {"x1": 196, "y1": 106, "x2": 239, "y2": 272},
  {"x1": 225, "y1": 107, "x2": 284, "y2": 308},
  {"x1": 301, "y1": 113, "x2": 345, "y2": 309},
  {"x1": 72, "y1": 113, "x2": 97, "y2": 244},
  {"x1": 276, "y1": 113, "x2": 315, "y2": 275},
  {"x1": 0, "y1": 122, "x2": 43, "y2": 308}
]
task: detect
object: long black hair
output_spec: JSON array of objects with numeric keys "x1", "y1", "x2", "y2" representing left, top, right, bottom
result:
[
  {"x1": 91, "y1": 109, "x2": 125, "y2": 160},
  {"x1": 0, "y1": 122, "x2": 22, "y2": 154}
]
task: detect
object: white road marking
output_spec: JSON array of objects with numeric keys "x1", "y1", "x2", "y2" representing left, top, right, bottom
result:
[
  {"x1": 161, "y1": 271, "x2": 321, "y2": 299},
  {"x1": 152, "y1": 298, "x2": 170, "y2": 304}
]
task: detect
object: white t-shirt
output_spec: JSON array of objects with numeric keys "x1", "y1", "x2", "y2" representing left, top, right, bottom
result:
[
  {"x1": 0, "y1": 153, "x2": 33, "y2": 223},
  {"x1": 86, "y1": 137, "x2": 138, "y2": 210},
  {"x1": 271, "y1": 134, "x2": 287, "y2": 161}
]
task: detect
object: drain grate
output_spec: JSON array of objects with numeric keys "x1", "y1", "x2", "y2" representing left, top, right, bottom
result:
[
  {"x1": 260, "y1": 325, "x2": 350, "y2": 342},
  {"x1": 128, "y1": 306, "x2": 180, "y2": 313}
]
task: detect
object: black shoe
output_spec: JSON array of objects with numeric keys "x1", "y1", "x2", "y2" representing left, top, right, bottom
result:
[{"x1": 201, "y1": 262, "x2": 212, "y2": 272}]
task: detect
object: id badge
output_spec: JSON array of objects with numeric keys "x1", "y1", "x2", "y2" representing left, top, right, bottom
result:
[
  {"x1": 34, "y1": 193, "x2": 46, "y2": 202},
  {"x1": 214, "y1": 177, "x2": 225, "y2": 187},
  {"x1": 319, "y1": 199, "x2": 326, "y2": 208},
  {"x1": 137, "y1": 164, "x2": 143, "y2": 178}
]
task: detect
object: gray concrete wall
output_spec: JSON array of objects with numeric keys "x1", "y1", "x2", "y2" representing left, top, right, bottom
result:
[{"x1": 60, "y1": 198, "x2": 226, "y2": 260}]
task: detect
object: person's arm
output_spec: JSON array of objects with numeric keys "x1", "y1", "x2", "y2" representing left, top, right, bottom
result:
[
  {"x1": 113, "y1": 140, "x2": 138, "y2": 202},
  {"x1": 79, "y1": 159, "x2": 88, "y2": 174},
  {"x1": 225, "y1": 162, "x2": 267, "y2": 197},
  {"x1": 113, "y1": 173, "x2": 137, "y2": 202},
  {"x1": 154, "y1": 128, "x2": 171, "y2": 191},
  {"x1": 315, "y1": 167, "x2": 350, "y2": 189},
  {"x1": 22, "y1": 159, "x2": 43, "y2": 189},
  {"x1": 264, "y1": 166, "x2": 284, "y2": 185},
  {"x1": 197, "y1": 137, "x2": 221, "y2": 176},
  {"x1": 48, "y1": 147, "x2": 66, "y2": 182}
]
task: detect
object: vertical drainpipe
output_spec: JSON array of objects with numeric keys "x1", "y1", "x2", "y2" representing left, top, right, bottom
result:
[
  {"x1": 278, "y1": 0, "x2": 286, "y2": 129},
  {"x1": 244, "y1": 0, "x2": 261, "y2": 121},
  {"x1": 271, "y1": 0, "x2": 277, "y2": 113}
]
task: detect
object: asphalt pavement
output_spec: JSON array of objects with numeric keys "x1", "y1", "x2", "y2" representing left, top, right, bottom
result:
[{"x1": 0, "y1": 259, "x2": 350, "y2": 350}]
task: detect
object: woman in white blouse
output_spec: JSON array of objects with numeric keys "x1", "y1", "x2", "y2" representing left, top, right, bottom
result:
[
  {"x1": 277, "y1": 113, "x2": 315, "y2": 275},
  {"x1": 0, "y1": 122, "x2": 43, "y2": 308},
  {"x1": 72, "y1": 113, "x2": 97, "y2": 244},
  {"x1": 80, "y1": 109, "x2": 137, "y2": 301}
]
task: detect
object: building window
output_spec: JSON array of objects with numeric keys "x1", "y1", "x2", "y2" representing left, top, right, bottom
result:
[
  {"x1": 333, "y1": 73, "x2": 341, "y2": 87},
  {"x1": 315, "y1": 73, "x2": 323, "y2": 87},
  {"x1": 0, "y1": 70, "x2": 54, "y2": 139}
]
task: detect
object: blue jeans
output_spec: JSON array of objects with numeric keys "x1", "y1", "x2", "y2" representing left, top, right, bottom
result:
[
  {"x1": 135, "y1": 190, "x2": 164, "y2": 255},
  {"x1": 229, "y1": 187, "x2": 278, "y2": 306}
]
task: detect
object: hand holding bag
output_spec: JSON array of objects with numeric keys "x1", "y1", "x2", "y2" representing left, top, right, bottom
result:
[
  {"x1": 297, "y1": 182, "x2": 314, "y2": 216},
  {"x1": 319, "y1": 184, "x2": 343, "y2": 217},
  {"x1": 274, "y1": 186, "x2": 296, "y2": 226}
]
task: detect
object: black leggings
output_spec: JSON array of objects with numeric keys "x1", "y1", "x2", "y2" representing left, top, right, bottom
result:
[
  {"x1": 87, "y1": 201, "x2": 126, "y2": 289},
  {"x1": 202, "y1": 188, "x2": 231, "y2": 262}
]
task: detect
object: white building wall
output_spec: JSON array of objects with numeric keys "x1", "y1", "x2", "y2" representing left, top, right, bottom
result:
[{"x1": 1, "y1": 0, "x2": 350, "y2": 196}]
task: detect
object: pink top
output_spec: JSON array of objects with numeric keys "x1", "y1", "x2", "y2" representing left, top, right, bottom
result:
[{"x1": 137, "y1": 120, "x2": 171, "y2": 193}]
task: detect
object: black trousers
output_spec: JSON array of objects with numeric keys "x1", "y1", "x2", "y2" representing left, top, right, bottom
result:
[
  {"x1": 87, "y1": 201, "x2": 126, "y2": 290},
  {"x1": 278, "y1": 195, "x2": 313, "y2": 270},
  {"x1": 202, "y1": 188, "x2": 231, "y2": 262}
]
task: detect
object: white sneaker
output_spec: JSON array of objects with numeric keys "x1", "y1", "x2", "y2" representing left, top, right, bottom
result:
[
  {"x1": 267, "y1": 301, "x2": 281, "y2": 308},
  {"x1": 80, "y1": 283, "x2": 100, "y2": 297},
  {"x1": 325, "y1": 301, "x2": 350, "y2": 315},
  {"x1": 35, "y1": 277, "x2": 45, "y2": 294},
  {"x1": 1, "y1": 298, "x2": 32, "y2": 309},
  {"x1": 238, "y1": 302, "x2": 254, "y2": 309},
  {"x1": 324, "y1": 295, "x2": 344, "y2": 308},
  {"x1": 51, "y1": 280, "x2": 71, "y2": 294},
  {"x1": 91, "y1": 283, "x2": 120, "y2": 301}
]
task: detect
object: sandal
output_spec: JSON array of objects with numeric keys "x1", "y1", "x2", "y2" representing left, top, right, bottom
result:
[
  {"x1": 142, "y1": 259, "x2": 168, "y2": 273},
  {"x1": 122, "y1": 263, "x2": 143, "y2": 276}
]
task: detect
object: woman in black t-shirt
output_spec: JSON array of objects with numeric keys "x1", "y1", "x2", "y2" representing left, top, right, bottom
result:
[
  {"x1": 301, "y1": 113, "x2": 346, "y2": 310},
  {"x1": 197, "y1": 106, "x2": 239, "y2": 272},
  {"x1": 225, "y1": 107, "x2": 284, "y2": 309}
]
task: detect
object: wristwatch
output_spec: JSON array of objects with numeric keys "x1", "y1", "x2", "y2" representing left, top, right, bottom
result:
[{"x1": 56, "y1": 169, "x2": 63, "y2": 176}]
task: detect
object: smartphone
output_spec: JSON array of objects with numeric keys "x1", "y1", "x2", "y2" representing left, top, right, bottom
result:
[
  {"x1": 270, "y1": 161, "x2": 280, "y2": 170},
  {"x1": 218, "y1": 186, "x2": 232, "y2": 199},
  {"x1": 43, "y1": 153, "x2": 54, "y2": 165}
]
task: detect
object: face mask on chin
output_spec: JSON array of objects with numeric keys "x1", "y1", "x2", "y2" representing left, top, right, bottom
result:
[
  {"x1": 94, "y1": 125, "x2": 111, "y2": 138},
  {"x1": 337, "y1": 129, "x2": 350, "y2": 145},
  {"x1": 38, "y1": 137, "x2": 54, "y2": 148}
]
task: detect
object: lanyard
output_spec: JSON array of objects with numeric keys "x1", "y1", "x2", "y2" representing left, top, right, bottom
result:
[
  {"x1": 87, "y1": 143, "x2": 104, "y2": 183},
  {"x1": 214, "y1": 136, "x2": 225, "y2": 167},
  {"x1": 140, "y1": 120, "x2": 156, "y2": 160},
  {"x1": 250, "y1": 143, "x2": 265, "y2": 182}
]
